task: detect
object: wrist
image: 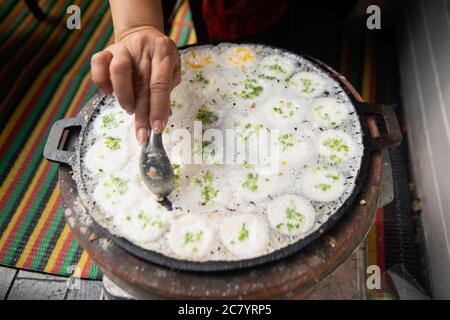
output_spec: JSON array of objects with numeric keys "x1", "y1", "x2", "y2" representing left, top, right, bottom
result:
[{"x1": 115, "y1": 25, "x2": 165, "y2": 42}]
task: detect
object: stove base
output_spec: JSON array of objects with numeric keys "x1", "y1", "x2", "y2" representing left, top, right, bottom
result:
[{"x1": 100, "y1": 244, "x2": 367, "y2": 300}]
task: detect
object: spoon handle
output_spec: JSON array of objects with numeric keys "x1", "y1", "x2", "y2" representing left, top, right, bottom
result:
[{"x1": 149, "y1": 130, "x2": 164, "y2": 150}]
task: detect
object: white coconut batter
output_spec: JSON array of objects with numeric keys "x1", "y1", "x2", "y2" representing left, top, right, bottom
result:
[{"x1": 81, "y1": 43, "x2": 364, "y2": 262}]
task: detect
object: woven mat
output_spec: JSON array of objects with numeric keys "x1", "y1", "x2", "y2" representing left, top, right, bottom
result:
[
  {"x1": 1, "y1": 0, "x2": 385, "y2": 282},
  {"x1": 0, "y1": 0, "x2": 195, "y2": 279}
]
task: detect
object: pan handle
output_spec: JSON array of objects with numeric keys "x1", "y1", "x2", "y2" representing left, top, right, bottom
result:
[
  {"x1": 43, "y1": 117, "x2": 85, "y2": 165},
  {"x1": 357, "y1": 102, "x2": 403, "y2": 150}
]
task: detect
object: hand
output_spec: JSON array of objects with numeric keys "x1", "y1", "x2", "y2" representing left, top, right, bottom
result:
[{"x1": 91, "y1": 26, "x2": 181, "y2": 144}]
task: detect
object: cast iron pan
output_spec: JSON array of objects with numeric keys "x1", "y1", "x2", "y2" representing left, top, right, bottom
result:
[{"x1": 43, "y1": 43, "x2": 402, "y2": 272}]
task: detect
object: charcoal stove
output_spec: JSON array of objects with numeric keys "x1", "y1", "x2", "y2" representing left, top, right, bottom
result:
[{"x1": 46, "y1": 52, "x2": 401, "y2": 299}]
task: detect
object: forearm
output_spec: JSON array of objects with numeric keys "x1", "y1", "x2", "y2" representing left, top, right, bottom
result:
[{"x1": 109, "y1": 0, "x2": 164, "y2": 41}]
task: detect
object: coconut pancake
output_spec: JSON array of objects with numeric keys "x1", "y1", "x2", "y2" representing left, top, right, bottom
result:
[{"x1": 81, "y1": 43, "x2": 364, "y2": 262}]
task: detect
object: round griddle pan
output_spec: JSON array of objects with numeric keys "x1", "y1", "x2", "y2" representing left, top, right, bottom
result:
[{"x1": 43, "y1": 43, "x2": 402, "y2": 272}]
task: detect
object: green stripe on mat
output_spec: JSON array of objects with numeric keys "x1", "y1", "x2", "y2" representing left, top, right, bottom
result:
[
  {"x1": 0, "y1": 1, "x2": 17, "y2": 18},
  {"x1": 88, "y1": 262, "x2": 101, "y2": 279}
]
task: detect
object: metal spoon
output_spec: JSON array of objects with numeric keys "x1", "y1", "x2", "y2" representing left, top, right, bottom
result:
[{"x1": 139, "y1": 130, "x2": 174, "y2": 209}]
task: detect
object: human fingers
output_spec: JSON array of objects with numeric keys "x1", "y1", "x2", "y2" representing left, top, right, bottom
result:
[
  {"x1": 109, "y1": 46, "x2": 135, "y2": 114},
  {"x1": 91, "y1": 50, "x2": 113, "y2": 96}
]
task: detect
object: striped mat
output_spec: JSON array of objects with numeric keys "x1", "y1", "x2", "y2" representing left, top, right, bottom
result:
[
  {"x1": 0, "y1": 0, "x2": 382, "y2": 284},
  {"x1": 0, "y1": 0, "x2": 195, "y2": 279}
]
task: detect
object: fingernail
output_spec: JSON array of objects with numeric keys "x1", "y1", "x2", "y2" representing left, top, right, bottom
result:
[
  {"x1": 137, "y1": 128, "x2": 148, "y2": 145},
  {"x1": 100, "y1": 88, "x2": 112, "y2": 97},
  {"x1": 152, "y1": 119, "x2": 163, "y2": 133}
]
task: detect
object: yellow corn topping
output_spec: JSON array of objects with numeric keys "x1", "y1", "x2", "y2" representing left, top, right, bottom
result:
[
  {"x1": 227, "y1": 47, "x2": 255, "y2": 70},
  {"x1": 184, "y1": 51, "x2": 214, "y2": 70}
]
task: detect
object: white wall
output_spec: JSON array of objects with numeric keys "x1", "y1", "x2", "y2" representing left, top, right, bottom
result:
[{"x1": 398, "y1": 0, "x2": 450, "y2": 299}]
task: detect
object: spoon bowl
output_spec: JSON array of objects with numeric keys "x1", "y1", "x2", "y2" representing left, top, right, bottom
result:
[{"x1": 139, "y1": 131, "x2": 175, "y2": 199}]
